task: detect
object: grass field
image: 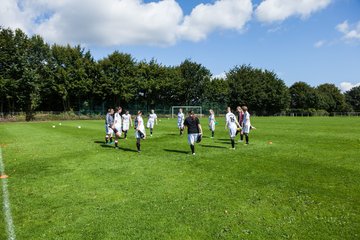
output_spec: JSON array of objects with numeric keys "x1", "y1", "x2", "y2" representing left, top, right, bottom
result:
[{"x1": 0, "y1": 117, "x2": 359, "y2": 239}]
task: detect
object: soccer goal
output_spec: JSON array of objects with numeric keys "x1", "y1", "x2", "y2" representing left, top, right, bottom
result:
[{"x1": 171, "y1": 106, "x2": 202, "y2": 118}]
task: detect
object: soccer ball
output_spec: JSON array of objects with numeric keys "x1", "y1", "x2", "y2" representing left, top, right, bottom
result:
[
  {"x1": 52, "y1": 125, "x2": 55, "y2": 128},
  {"x1": 78, "y1": 126, "x2": 81, "y2": 129}
]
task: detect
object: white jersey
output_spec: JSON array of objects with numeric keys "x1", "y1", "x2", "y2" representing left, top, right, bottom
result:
[
  {"x1": 243, "y1": 111, "x2": 251, "y2": 133},
  {"x1": 209, "y1": 114, "x2": 215, "y2": 131},
  {"x1": 226, "y1": 112, "x2": 238, "y2": 128},
  {"x1": 178, "y1": 112, "x2": 184, "y2": 128},
  {"x1": 122, "y1": 114, "x2": 131, "y2": 131},
  {"x1": 135, "y1": 115, "x2": 146, "y2": 138},
  {"x1": 148, "y1": 113, "x2": 157, "y2": 122},
  {"x1": 114, "y1": 112, "x2": 122, "y2": 129},
  {"x1": 147, "y1": 113, "x2": 157, "y2": 128},
  {"x1": 226, "y1": 112, "x2": 238, "y2": 138}
]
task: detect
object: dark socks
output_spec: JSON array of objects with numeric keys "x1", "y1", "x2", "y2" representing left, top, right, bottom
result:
[
  {"x1": 124, "y1": 131, "x2": 127, "y2": 138},
  {"x1": 136, "y1": 139, "x2": 141, "y2": 151},
  {"x1": 190, "y1": 144, "x2": 195, "y2": 154},
  {"x1": 105, "y1": 137, "x2": 109, "y2": 143},
  {"x1": 240, "y1": 134, "x2": 244, "y2": 141},
  {"x1": 212, "y1": 131, "x2": 214, "y2": 137},
  {"x1": 109, "y1": 137, "x2": 113, "y2": 143},
  {"x1": 245, "y1": 134, "x2": 249, "y2": 144},
  {"x1": 150, "y1": 128, "x2": 153, "y2": 135},
  {"x1": 115, "y1": 141, "x2": 118, "y2": 148},
  {"x1": 231, "y1": 139, "x2": 235, "y2": 148}
]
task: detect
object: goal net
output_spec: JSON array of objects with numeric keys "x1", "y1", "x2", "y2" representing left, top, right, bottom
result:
[{"x1": 171, "y1": 106, "x2": 202, "y2": 118}]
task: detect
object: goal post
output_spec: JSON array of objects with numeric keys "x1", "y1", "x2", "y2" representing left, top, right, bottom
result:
[{"x1": 171, "y1": 106, "x2": 202, "y2": 118}]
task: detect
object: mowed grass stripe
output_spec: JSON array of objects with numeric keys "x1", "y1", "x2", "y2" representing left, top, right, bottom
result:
[{"x1": 0, "y1": 117, "x2": 359, "y2": 239}]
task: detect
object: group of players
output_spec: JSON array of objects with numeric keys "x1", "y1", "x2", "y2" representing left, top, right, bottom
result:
[
  {"x1": 104, "y1": 105, "x2": 253, "y2": 154},
  {"x1": 177, "y1": 106, "x2": 253, "y2": 155},
  {"x1": 105, "y1": 107, "x2": 157, "y2": 152}
]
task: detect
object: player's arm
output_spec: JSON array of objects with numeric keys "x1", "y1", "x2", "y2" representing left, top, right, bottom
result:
[
  {"x1": 198, "y1": 124, "x2": 203, "y2": 135},
  {"x1": 155, "y1": 115, "x2": 158, "y2": 125},
  {"x1": 234, "y1": 118, "x2": 241, "y2": 128}
]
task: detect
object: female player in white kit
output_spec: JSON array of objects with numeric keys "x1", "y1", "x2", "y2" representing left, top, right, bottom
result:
[
  {"x1": 122, "y1": 110, "x2": 132, "y2": 139},
  {"x1": 113, "y1": 107, "x2": 122, "y2": 148},
  {"x1": 177, "y1": 108, "x2": 185, "y2": 136},
  {"x1": 225, "y1": 107, "x2": 241, "y2": 150},
  {"x1": 146, "y1": 109, "x2": 158, "y2": 136},
  {"x1": 135, "y1": 111, "x2": 146, "y2": 152},
  {"x1": 208, "y1": 109, "x2": 216, "y2": 138}
]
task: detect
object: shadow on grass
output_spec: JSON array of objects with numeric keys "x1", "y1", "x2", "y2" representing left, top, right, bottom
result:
[
  {"x1": 215, "y1": 140, "x2": 230, "y2": 145},
  {"x1": 166, "y1": 133, "x2": 178, "y2": 136},
  {"x1": 117, "y1": 146, "x2": 138, "y2": 152},
  {"x1": 200, "y1": 144, "x2": 227, "y2": 149},
  {"x1": 163, "y1": 149, "x2": 189, "y2": 154}
]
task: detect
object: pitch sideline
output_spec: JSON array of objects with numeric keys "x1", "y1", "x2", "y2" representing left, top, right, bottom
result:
[{"x1": 0, "y1": 148, "x2": 16, "y2": 240}]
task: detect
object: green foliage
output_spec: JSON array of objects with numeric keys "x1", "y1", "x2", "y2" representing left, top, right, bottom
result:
[
  {"x1": 178, "y1": 59, "x2": 212, "y2": 105},
  {"x1": 289, "y1": 82, "x2": 319, "y2": 109},
  {"x1": 316, "y1": 84, "x2": 352, "y2": 112},
  {"x1": 1, "y1": 27, "x2": 355, "y2": 118},
  {"x1": 345, "y1": 86, "x2": 360, "y2": 111},
  {"x1": 227, "y1": 65, "x2": 290, "y2": 115}
]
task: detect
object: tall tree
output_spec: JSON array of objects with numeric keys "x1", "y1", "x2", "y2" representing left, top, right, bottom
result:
[
  {"x1": 98, "y1": 51, "x2": 138, "y2": 107},
  {"x1": 289, "y1": 82, "x2": 319, "y2": 109},
  {"x1": 345, "y1": 86, "x2": 360, "y2": 111},
  {"x1": 316, "y1": 84, "x2": 351, "y2": 112},
  {"x1": 227, "y1": 65, "x2": 290, "y2": 115},
  {"x1": 178, "y1": 59, "x2": 211, "y2": 105}
]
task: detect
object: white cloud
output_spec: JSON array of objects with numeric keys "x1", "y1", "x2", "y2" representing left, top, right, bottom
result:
[
  {"x1": 336, "y1": 20, "x2": 360, "y2": 41},
  {"x1": 340, "y1": 82, "x2": 360, "y2": 92},
  {"x1": 0, "y1": 0, "x2": 253, "y2": 46},
  {"x1": 314, "y1": 40, "x2": 326, "y2": 48},
  {"x1": 255, "y1": 0, "x2": 332, "y2": 23},
  {"x1": 178, "y1": 0, "x2": 253, "y2": 41},
  {"x1": 0, "y1": 0, "x2": 30, "y2": 30}
]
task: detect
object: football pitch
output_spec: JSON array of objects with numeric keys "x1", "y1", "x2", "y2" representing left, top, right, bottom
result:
[{"x1": 0, "y1": 117, "x2": 359, "y2": 239}]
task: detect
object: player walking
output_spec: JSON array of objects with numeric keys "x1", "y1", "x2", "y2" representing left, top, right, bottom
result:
[
  {"x1": 113, "y1": 107, "x2": 122, "y2": 148},
  {"x1": 225, "y1": 107, "x2": 241, "y2": 150},
  {"x1": 146, "y1": 109, "x2": 158, "y2": 137},
  {"x1": 208, "y1": 109, "x2": 216, "y2": 138},
  {"x1": 184, "y1": 110, "x2": 203, "y2": 155},
  {"x1": 242, "y1": 106, "x2": 252, "y2": 145},
  {"x1": 105, "y1": 108, "x2": 114, "y2": 144},
  {"x1": 236, "y1": 106, "x2": 244, "y2": 142},
  {"x1": 135, "y1": 111, "x2": 146, "y2": 152},
  {"x1": 177, "y1": 108, "x2": 185, "y2": 135},
  {"x1": 122, "y1": 110, "x2": 132, "y2": 139}
]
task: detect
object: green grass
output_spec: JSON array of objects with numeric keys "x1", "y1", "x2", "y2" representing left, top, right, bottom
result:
[{"x1": 0, "y1": 117, "x2": 360, "y2": 239}]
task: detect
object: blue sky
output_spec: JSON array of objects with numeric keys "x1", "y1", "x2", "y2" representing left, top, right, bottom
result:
[{"x1": 1, "y1": 0, "x2": 359, "y2": 91}]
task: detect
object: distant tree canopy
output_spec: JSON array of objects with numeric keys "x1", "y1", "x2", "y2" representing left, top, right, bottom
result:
[{"x1": 0, "y1": 27, "x2": 358, "y2": 120}]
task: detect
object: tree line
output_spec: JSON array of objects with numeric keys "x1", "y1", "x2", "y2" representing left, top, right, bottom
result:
[{"x1": 1, "y1": 27, "x2": 359, "y2": 121}]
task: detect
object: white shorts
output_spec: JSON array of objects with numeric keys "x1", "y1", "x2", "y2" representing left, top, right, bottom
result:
[
  {"x1": 105, "y1": 125, "x2": 113, "y2": 135},
  {"x1": 243, "y1": 124, "x2": 250, "y2": 134},
  {"x1": 209, "y1": 122, "x2": 215, "y2": 131},
  {"x1": 178, "y1": 121, "x2": 184, "y2": 129},
  {"x1": 122, "y1": 123, "x2": 130, "y2": 131},
  {"x1": 188, "y1": 133, "x2": 200, "y2": 145},
  {"x1": 229, "y1": 126, "x2": 237, "y2": 138},
  {"x1": 135, "y1": 129, "x2": 146, "y2": 139},
  {"x1": 147, "y1": 121, "x2": 154, "y2": 129},
  {"x1": 114, "y1": 124, "x2": 122, "y2": 136}
]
